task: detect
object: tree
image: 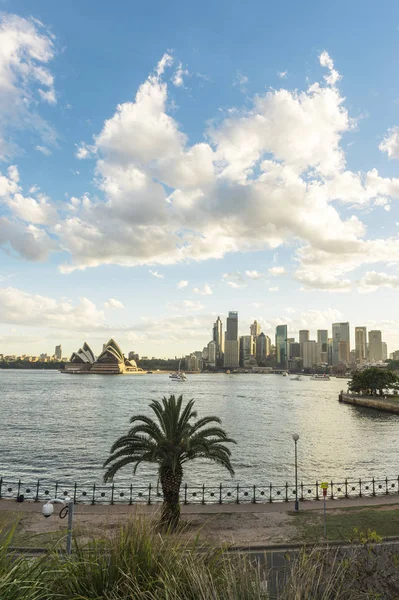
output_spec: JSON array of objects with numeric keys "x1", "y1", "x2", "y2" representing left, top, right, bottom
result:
[
  {"x1": 103, "y1": 395, "x2": 236, "y2": 530},
  {"x1": 348, "y1": 368, "x2": 399, "y2": 396}
]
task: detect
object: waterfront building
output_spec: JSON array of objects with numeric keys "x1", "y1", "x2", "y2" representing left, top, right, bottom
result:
[
  {"x1": 256, "y1": 332, "x2": 269, "y2": 364},
  {"x1": 207, "y1": 340, "x2": 217, "y2": 367},
  {"x1": 355, "y1": 327, "x2": 367, "y2": 362},
  {"x1": 332, "y1": 322, "x2": 350, "y2": 365},
  {"x1": 55, "y1": 345, "x2": 62, "y2": 360},
  {"x1": 368, "y1": 330, "x2": 383, "y2": 362},
  {"x1": 303, "y1": 340, "x2": 318, "y2": 369},
  {"x1": 289, "y1": 342, "x2": 301, "y2": 359},
  {"x1": 64, "y1": 339, "x2": 144, "y2": 375},
  {"x1": 224, "y1": 311, "x2": 239, "y2": 368},
  {"x1": 391, "y1": 350, "x2": 399, "y2": 361},
  {"x1": 250, "y1": 320, "x2": 261, "y2": 337},
  {"x1": 317, "y1": 330, "x2": 328, "y2": 363},
  {"x1": 299, "y1": 330, "x2": 309, "y2": 358},
  {"x1": 212, "y1": 316, "x2": 224, "y2": 365},
  {"x1": 240, "y1": 335, "x2": 256, "y2": 367},
  {"x1": 275, "y1": 325, "x2": 288, "y2": 369}
]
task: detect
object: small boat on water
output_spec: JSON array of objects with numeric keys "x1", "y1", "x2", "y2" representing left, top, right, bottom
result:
[
  {"x1": 282, "y1": 371, "x2": 288, "y2": 377},
  {"x1": 169, "y1": 361, "x2": 187, "y2": 381},
  {"x1": 290, "y1": 375, "x2": 303, "y2": 381},
  {"x1": 310, "y1": 374, "x2": 330, "y2": 380}
]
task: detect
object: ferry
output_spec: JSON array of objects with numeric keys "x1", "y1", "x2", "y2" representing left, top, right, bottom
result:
[
  {"x1": 169, "y1": 360, "x2": 187, "y2": 382},
  {"x1": 310, "y1": 374, "x2": 330, "y2": 380}
]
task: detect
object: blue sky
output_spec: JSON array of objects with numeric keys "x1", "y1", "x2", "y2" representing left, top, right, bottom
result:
[{"x1": 1, "y1": 0, "x2": 399, "y2": 358}]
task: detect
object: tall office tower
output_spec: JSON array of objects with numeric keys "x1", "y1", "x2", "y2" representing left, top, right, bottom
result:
[
  {"x1": 289, "y1": 342, "x2": 301, "y2": 359},
  {"x1": 265, "y1": 336, "x2": 271, "y2": 357},
  {"x1": 250, "y1": 320, "x2": 261, "y2": 337},
  {"x1": 355, "y1": 327, "x2": 367, "y2": 362},
  {"x1": 212, "y1": 316, "x2": 224, "y2": 365},
  {"x1": 332, "y1": 322, "x2": 350, "y2": 365},
  {"x1": 303, "y1": 341, "x2": 318, "y2": 369},
  {"x1": 240, "y1": 335, "x2": 255, "y2": 367},
  {"x1": 224, "y1": 311, "x2": 239, "y2": 368},
  {"x1": 382, "y1": 342, "x2": 388, "y2": 361},
  {"x1": 275, "y1": 325, "x2": 288, "y2": 369},
  {"x1": 328, "y1": 338, "x2": 333, "y2": 365},
  {"x1": 299, "y1": 330, "x2": 309, "y2": 357},
  {"x1": 256, "y1": 332, "x2": 268, "y2": 364},
  {"x1": 338, "y1": 341, "x2": 350, "y2": 364},
  {"x1": 368, "y1": 330, "x2": 383, "y2": 362},
  {"x1": 207, "y1": 340, "x2": 217, "y2": 367},
  {"x1": 55, "y1": 345, "x2": 62, "y2": 360},
  {"x1": 317, "y1": 330, "x2": 328, "y2": 362}
]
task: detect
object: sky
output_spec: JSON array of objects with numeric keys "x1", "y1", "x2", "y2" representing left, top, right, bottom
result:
[{"x1": 1, "y1": 0, "x2": 399, "y2": 358}]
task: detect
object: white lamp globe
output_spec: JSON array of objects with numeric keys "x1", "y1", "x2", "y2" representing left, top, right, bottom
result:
[
  {"x1": 292, "y1": 433, "x2": 300, "y2": 442},
  {"x1": 42, "y1": 503, "x2": 54, "y2": 518}
]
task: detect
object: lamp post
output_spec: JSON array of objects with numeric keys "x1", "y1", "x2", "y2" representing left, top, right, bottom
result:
[
  {"x1": 292, "y1": 433, "x2": 300, "y2": 512},
  {"x1": 42, "y1": 497, "x2": 74, "y2": 555}
]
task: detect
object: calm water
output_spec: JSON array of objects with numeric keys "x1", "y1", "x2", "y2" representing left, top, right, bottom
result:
[{"x1": 0, "y1": 370, "x2": 398, "y2": 486}]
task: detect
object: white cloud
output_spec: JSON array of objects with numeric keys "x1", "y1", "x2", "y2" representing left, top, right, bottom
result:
[
  {"x1": 193, "y1": 283, "x2": 212, "y2": 295},
  {"x1": 35, "y1": 145, "x2": 52, "y2": 156},
  {"x1": 357, "y1": 271, "x2": 399, "y2": 293},
  {"x1": 234, "y1": 71, "x2": 248, "y2": 91},
  {"x1": 177, "y1": 280, "x2": 188, "y2": 289},
  {"x1": 245, "y1": 270, "x2": 262, "y2": 279},
  {"x1": 222, "y1": 272, "x2": 246, "y2": 288},
  {"x1": 379, "y1": 126, "x2": 399, "y2": 160},
  {"x1": 268, "y1": 266, "x2": 285, "y2": 276},
  {"x1": 75, "y1": 142, "x2": 95, "y2": 159},
  {"x1": 172, "y1": 61, "x2": 189, "y2": 87},
  {"x1": 104, "y1": 298, "x2": 125, "y2": 309},
  {"x1": 319, "y1": 50, "x2": 341, "y2": 86},
  {"x1": 277, "y1": 71, "x2": 288, "y2": 79},
  {"x1": 149, "y1": 270, "x2": 164, "y2": 279},
  {"x1": 183, "y1": 300, "x2": 204, "y2": 311},
  {"x1": 268, "y1": 287, "x2": 279, "y2": 292},
  {"x1": 0, "y1": 287, "x2": 104, "y2": 329},
  {"x1": 0, "y1": 13, "x2": 57, "y2": 159}
]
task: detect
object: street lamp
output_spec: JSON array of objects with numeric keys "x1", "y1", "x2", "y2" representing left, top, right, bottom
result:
[
  {"x1": 42, "y1": 497, "x2": 74, "y2": 555},
  {"x1": 292, "y1": 433, "x2": 300, "y2": 512}
]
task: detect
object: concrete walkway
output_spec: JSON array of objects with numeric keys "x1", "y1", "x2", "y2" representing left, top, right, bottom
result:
[{"x1": 1, "y1": 493, "x2": 399, "y2": 515}]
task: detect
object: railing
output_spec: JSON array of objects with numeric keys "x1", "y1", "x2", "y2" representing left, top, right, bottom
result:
[{"x1": 1, "y1": 476, "x2": 399, "y2": 505}]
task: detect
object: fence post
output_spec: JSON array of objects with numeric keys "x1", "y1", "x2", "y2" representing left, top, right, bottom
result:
[
  {"x1": 130, "y1": 484, "x2": 133, "y2": 505},
  {"x1": 252, "y1": 485, "x2": 256, "y2": 504},
  {"x1": 285, "y1": 482, "x2": 288, "y2": 502},
  {"x1": 148, "y1": 482, "x2": 152, "y2": 505},
  {"x1": 359, "y1": 478, "x2": 362, "y2": 498},
  {"x1": 330, "y1": 480, "x2": 334, "y2": 500},
  {"x1": 236, "y1": 483, "x2": 239, "y2": 504},
  {"x1": 184, "y1": 483, "x2": 188, "y2": 505},
  {"x1": 111, "y1": 483, "x2": 115, "y2": 505},
  {"x1": 74, "y1": 482, "x2": 77, "y2": 503},
  {"x1": 55, "y1": 481, "x2": 58, "y2": 498},
  {"x1": 92, "y1": 483, "x2": 96, "y2": 505},
  {"x1": 345, "y1": 479, "x2": 348, "y2": 498},
  {"x1": 301, "y1": 481, "x2": 304, "y2": 502},
  {"x1": 17, "y1": 479, "x2": 21, "y2": 500},
  {"x1": 35, "y1": 480, "x2": 40, "y2": 502},
  {"x1": 0, "y1": 477, "x2": 2, "y2": 499},
  {"x1": 386, "y1": 477, "x2": 389, "y2": 495},
  {"x1": 219, "y1": 483, "x2": 222, "y2": 505},
  {"x1": 397, "y1": 476, "x2": 399, "y2": 495},
  {"x1": 316, "y1": 480, "x2": 319, "y2": 501},
  {"x1": 202, "y1": 484, "x2": 205, "y2": 505},
  {"x1": 269, "y1": 482, "x2": 272, "y2": 503},
  {"x1": 372, "y1": 477, "x2": 375, "y2": 496}
]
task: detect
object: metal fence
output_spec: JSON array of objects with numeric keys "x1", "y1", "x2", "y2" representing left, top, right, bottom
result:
[{"x1": 1, "y1": 475, "x2": 399, "y2": 505}]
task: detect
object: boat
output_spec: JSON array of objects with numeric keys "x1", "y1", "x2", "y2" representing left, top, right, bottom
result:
[
  {"x1": 290, "y1": 375, "x2": 303, "y2": 381},
  {"x1": 169, "y1": 361, "x2": 187, "y2": 381},
  {"x1": 282, "y1": 371, "x2": 288, "y2": 377},
  {"x1": 310, "y1": 374, "x2": 330, "y2": 380}
]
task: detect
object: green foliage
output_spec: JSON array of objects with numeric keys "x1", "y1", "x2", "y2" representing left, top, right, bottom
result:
[
  {"x1": 0, "y1": 360, "x2": 64, "y2": 370},
  {"x1": 104, "y1": 395, "x2": 236, "y2": 529},
  {"x1": 348, "y1": 367, "x2": 399, "y2": 396}
]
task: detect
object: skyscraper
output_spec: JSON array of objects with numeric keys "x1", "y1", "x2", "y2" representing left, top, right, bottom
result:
[
  {"x1": 303, "y1": 341, "x2": 318, "y2": 369},
  {"x1": 55, "y1": 345, "x2": 62, "y2": 360},
  {"x1": 207, "y1": 340, "x2": 217, "y2": 367},
  {"x1": 212, "y1": 316, "x2": 224, "y2": 365},
  {"x1": 355, "y1": 327, "x2": 367, "y2": 362},
  {"x1": 224, "y1": 311, "x2": 239, "y2": 368},
  {"x1": 250, "y1": 320, "x2": 261, "y2": 337},
  {"x1": 332, "y1": 322, "x2": 350, "y2": 365},
  {"x1": 275, "y1": 325, "x2": 288, "y2": 369},
  {"x1": 368, "y1": 330, "x2": 382, "y2": 362},
  {"x1": 240, "y1": 335, "x2": 255, "y2": 367},
  {"x1": 256, "y1": 332, "x2": 269, "y2": 364},
  {"x1": 317, "y1": 330, "x2": 328, "y2": 363},
  {"x1": 382, "y1": 342, "x2": 388, "y2": 361},
  {"x1": 299, "y1": 330, "x2": 309, "y2": 358}
]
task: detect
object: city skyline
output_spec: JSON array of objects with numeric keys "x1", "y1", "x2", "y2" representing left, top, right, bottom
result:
[{"x1": 2, "y1": 3, "x2": 399, "y2": 357}]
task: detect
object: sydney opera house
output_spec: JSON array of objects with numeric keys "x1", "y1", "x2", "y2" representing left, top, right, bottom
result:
[{"x1": 63, "y1": 339, "x2": 145, "y2": 375}]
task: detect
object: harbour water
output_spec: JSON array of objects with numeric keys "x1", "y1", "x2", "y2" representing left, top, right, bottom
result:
[{"x1": 1, "y1": 370, "x2": 398, "y2": 486}]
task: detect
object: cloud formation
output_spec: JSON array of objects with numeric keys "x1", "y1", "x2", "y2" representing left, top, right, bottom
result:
[{"x1": 104, "y1": 298, "x2": 125, "y2": 309}]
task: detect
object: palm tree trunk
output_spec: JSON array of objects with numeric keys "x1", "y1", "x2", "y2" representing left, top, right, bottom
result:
[{"x1": 160, "y1": 465, "x2": 182, "y2": 531}]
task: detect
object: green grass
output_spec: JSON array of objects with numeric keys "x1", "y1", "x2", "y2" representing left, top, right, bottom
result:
[{"x1": 290, "y1": 506, "x2": 399, "y2": 542}]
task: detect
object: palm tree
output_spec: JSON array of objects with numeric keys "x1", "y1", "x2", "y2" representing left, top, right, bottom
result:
[{"x1": 103, "y1": 394, "x2": 236, "y2": 530}]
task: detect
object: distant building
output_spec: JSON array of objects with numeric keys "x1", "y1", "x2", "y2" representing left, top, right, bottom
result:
[
  {"x1": 382, "y1": 342, "x2": 388, "y2": 361},
  {"x1": 303, "y1": 341, "x2": 318, "y2": 369},
  {"x1": 64, "y1": 339, "x2": 144, "y2": 375},
  {"x1": 207, "y1": 340, "x2": 217, "y2": 367},
  {"x1": 355, "y1": 327, "x2": 367, "y2": 362},
  {"x1": 368, "y1": 330, "x2": 383, "y2": 362},
  {"x1": 240, "y1": 335, "x2": 256, "y2": 367},
  {"x1": 55, "y1": 345, "x2": 62, "y2": 360},
  {"x1": 332, "y1": 322, "x2": 350, "y2": 365},
  {"x1": 289, "y1": 342, "x2": 301, "y2": 359},
  {"x1": 250, "y1": 320, "x2": 261, "y2": 337},
  {"x1": 299, "y1": 330, "x2": 309, "y2": 358},
  {"x1": 224, "y1": 311, "x2": 239, "y2": 368},
  {"x1": 256, "y1": 332, "x2": 270, "y2": 364},
  {"x1": 275, "y1": 325, "x2": 288, "y2": 369},
  {"x1": 213, "y1": 316, "x2": 224, "y2": 366},
  {"x1": 317, "y1": 330, "x2": 328, "y2": 363}
]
